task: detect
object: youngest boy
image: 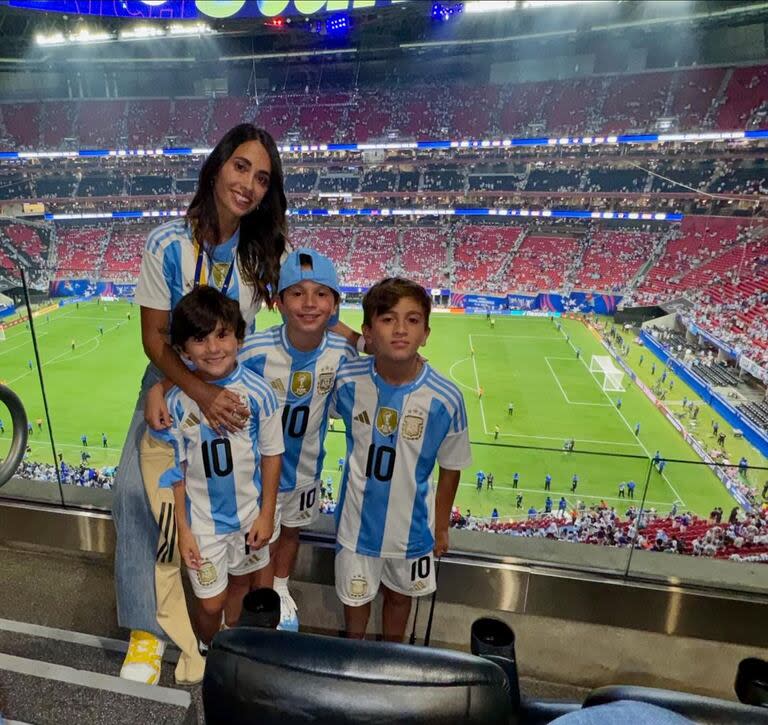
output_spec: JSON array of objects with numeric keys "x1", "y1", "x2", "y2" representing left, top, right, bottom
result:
[
  {"x1": 330, "y1": 278, "x2": 472, "y2": 641},
  {"x1": 154, "y1": 286, "x2": 284, "y2": 645}
]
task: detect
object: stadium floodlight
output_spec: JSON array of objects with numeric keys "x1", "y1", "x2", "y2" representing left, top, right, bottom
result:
[
  {"x1": 69, "y1": 28, "x2": 113, "y2": 44},
  {"x1": 464, "y1": 1, "x2": 517, "y2": 13},
  {"x1": 168, "y1": 22, "x2": 216, "y2": 36},
  {"x1": 120, "y1": 26, "x2": 165, "y2": 40},
  {"x1": 521, "y1": 0, "x2": 602, "y2": 7},
  {"x1": 35, "y1": 32, "x2": 66, "y2": 46}
]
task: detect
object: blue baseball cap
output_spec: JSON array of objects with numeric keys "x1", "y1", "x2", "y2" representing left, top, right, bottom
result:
[{"x1": 278, "y1": 248, "x2": 340, "y2": 326}]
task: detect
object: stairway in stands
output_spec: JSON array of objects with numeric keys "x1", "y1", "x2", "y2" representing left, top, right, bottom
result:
[{"x1": 0, "y1": 542, "x2": 199, "y2": 724}]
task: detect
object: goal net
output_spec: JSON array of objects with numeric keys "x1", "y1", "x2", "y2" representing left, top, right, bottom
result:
[{"x1": 589, "y1": 355, "x2": 625, "y2": 392}]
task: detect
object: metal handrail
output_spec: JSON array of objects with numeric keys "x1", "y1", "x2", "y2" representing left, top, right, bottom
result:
[{"x1": 0, "y1": 385, "x2": 28, "y2": 488}]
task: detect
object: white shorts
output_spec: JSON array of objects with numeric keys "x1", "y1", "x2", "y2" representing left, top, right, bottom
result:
[
  {"x1": 278, "y1": 480, "x2": 320, "y2": 528},
  {"x1": 335, "y1": 547, "x2": 436, "y2": 606},
  {"x1": 188, "y1": 527, "x2": 271, "y2": 600}
]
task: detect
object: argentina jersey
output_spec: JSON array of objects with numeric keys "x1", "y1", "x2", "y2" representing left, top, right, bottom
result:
[
  {"x1": 331, "y1": 357, "x2": 472, "y2": 559},
  {"x1": 134, "y1": 218, "x2": 260, "y2": 332},
  {"x1": 239, "y1": 324, "x2": 357, "y2": 493},
  {"x1": 153, "y1": 364, "x2": 285, "y2": 535}
]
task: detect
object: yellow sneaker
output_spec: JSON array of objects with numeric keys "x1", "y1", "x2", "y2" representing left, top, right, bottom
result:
[{"x1": 119, "y1": 630, "x2": 166, "y2": 685}]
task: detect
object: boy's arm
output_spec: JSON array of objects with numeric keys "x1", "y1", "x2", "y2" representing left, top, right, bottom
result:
[
  {"x1": 248, "y1": 454, "x2": 281, "y2": 549},
  {"x1": 249, "y1": 391, "x2": 285, "y2": 549},
  {"x1": 434, "y1": 466, "x2": 461, "y2": 557},
  {"x1": 145, "y1": 379, "x2": 176, "y2": 430},
  {"x1": 172, "y1": 474, "x2": 203, "y2": 570}
]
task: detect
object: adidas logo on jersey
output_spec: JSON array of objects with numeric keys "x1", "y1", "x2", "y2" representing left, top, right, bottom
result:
[
  {"x1": 182, "y1": 412, "x2": 200, "y2": 430},
  {"x1": 271, "y1": 379, "x2": 286, "y2": 394},
  {"x1": 354, "y1": 411, "x2": 371, "y2": 425}
]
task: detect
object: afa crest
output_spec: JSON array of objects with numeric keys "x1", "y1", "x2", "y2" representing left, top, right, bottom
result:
[
  {"x1": 210, "y1": 262, "x2": 230, "y2": 288},
  {"x1": 402, "y1": 415, "x2": 424, "y2": 441},
  {"x1": 290, "y1": 371, "x2": 313, "y2": 397},
  {"x1": 196, "y1": 560, "x2": 217, "y2": 588},
  {"x1": 376, "y1": 407, "x2": 399, "y2": 436},
  {"x1": 316, "y1": 371, "x2": 334, "y2": 395},
  {"x1": 349, "y1": 575, "x2": 369, "y2": 599}
]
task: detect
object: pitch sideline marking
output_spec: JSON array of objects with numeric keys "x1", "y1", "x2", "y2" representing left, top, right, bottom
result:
[
  {"x1": 5, "y1": 322, "x2": 122, "y2": 386},
  {"x1": 544, "y1": 357, "x2": 612, "y2": 407},
  {"x1": 557, "y1": 324, "x2": 686, "y2": 506},
  {"x1": 448, "y1": 357, "x2": 478, "y2": 394},
  {"x1": 468, "y1": 334, "x2": 488, "y2": 434}
]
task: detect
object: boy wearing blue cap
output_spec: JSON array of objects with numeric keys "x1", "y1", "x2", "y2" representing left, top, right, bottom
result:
[{"x1": 238, "y1": 248, "x2": 357, "y2": 630}]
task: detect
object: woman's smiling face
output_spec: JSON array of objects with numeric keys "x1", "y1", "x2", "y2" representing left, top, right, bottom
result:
[{"x1": 213, "y1": 139, "x2": 272, "y2": 227}]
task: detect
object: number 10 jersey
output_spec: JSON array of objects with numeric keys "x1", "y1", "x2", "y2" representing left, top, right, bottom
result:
[
  {"x1": 154, "y1": 363, "x2": 285, "y2": 536},
  {"x1": 238, "y1": 325, "x2": 357, "y2": 494},
  {"x1": 330, "y1": 357, "x2": 472, "y2": 560}
]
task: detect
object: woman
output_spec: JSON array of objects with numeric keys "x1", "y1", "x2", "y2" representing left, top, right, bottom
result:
[{"x1": 113, "y1": 124, "x2": 287, "y2": 686}]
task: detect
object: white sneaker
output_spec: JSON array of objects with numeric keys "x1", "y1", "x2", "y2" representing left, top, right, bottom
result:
[
  {"x1": 276, "y1": 590, "x2": 299, "y2": 632},
  {"x1": 120, "y1": 630, "x2": 166, "y2": 685}
]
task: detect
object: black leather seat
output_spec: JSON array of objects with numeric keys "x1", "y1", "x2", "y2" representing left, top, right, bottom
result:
[{"x1": 203, "y1": 627, "x2": 513, "y2": 725}]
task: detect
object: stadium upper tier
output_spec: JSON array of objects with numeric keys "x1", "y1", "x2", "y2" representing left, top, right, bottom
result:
[
  {"x1": 1, "y1": 64, "x2": 767, "y2": 151},
  {"x1": 1, "y1": 157, "x2": 766, "y2": 201}
]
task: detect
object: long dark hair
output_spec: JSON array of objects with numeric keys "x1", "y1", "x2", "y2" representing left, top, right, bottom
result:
[{"x1": 187, "y1": 124, "x2": 287, "y2": 309}]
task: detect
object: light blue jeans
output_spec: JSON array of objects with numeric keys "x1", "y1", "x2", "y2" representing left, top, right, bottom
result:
[
  {"x1": 112, "y1": 363, "x2": 166, "y2": 638},
  {"x1": 551, "y1": 701, "x2": 693, "y2": 724}
]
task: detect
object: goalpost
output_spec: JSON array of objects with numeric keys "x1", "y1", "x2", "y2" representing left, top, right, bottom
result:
[{"x1": 589, "y1": 355, "x2": 625, "y2": 392}]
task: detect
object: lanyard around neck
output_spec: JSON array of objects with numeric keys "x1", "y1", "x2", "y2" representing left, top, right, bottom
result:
[{"x1": 193, "y1": 241, "x2": 236, "y2": 296}]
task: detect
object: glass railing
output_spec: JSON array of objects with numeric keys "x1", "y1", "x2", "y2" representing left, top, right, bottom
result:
[{"x1": 4, "y1": 268, "x2": 768, "y2": 595}]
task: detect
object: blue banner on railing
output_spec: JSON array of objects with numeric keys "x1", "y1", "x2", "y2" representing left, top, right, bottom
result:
[
  {"x1": 451, "y1": 293, "x2": 509, "y2": 312},
  {"x1": 507, "y1": 294, "x2": 537, "y2": 310},
  {"x1": 50, "y1": 280, "x2": 136, "y2": 298}
]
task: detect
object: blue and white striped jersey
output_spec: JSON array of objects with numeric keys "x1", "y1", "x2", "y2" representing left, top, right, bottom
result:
[
  {"x1": 330, "y1": 357, "x2": 472, "y2": 559},
  {"x1": 134, "y1": 218, "x2": 260, "y2": 332},
  {"x1": 153, "y1": 363, "x2": 284, "y2": 535},
  {"x1": 239, "y1": 325, "x2": 357, "y2": 493}
]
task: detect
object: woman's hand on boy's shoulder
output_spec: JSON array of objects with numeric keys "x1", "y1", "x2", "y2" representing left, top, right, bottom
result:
[
  {"x1": 196, "y1": 383, "x2": 249, "y2": 434},
  {"x1": 145, "y1": 382, "x2": 172, "y2": 430}
]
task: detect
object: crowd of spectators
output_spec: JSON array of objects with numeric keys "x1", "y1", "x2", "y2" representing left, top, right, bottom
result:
[
  {"x1": 15, "y1": 459, "x2": 114, "y2": 489},
  {"x1": 449, "y1": 501, "x2": 768, "y2": 563}
]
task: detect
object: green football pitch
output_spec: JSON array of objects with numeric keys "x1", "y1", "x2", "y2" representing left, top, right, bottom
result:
[{"x1": 1, "y1": 299, "x2": 765, "y2": 519}]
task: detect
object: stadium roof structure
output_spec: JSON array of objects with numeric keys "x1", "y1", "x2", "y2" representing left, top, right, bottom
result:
[{"x1": 0, "y1": 0, "x2": 767, "y2": 71}]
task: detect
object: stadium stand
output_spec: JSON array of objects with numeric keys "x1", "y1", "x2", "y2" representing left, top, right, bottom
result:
[
  {"x1": 169, "y1": 98, "x2": 210, "y2": 146},
  {"x1": 506, "y1": 232, "x2": 580, "y2": 293},
  {"x1": 400, "y1": 226, "x2": 450, "y2": 289},
  {"x1": 361, "y1": 170, "x2": 399, "y2": 192},
  {"x1": 572, "y1": 230, "x2": 658, "y2": 292},
  {"x1": 53, "y1": 224, "x2": 111, "y2": 278},
  {"x1": 101, "y1": 224, "x2": 149, "y2": 280},
  {"x1": 716, "y1": 64, "x2": 768, "y2": 130},
  {"x1": 289, "y1": 227, "x2": 351, "y2": 273},
  {"x1": 1, "y1": 102, "x2": 40, "y2": 149},
  {"x1": 126, "y1": 99, "x2": 172, "y2": 147},
  {"x1": 344, "y1": 227, "x2": 399, "y2": 286},
  {"x1": 285, "y1": 170, "x2": 318, "y2": 193},
  {"x1": 1, "y1": 63, "x2": 767, "y2": 151},
  {"x1": 453, "y1": 225, "x2": 523, "y2": 293}
]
